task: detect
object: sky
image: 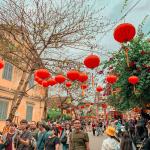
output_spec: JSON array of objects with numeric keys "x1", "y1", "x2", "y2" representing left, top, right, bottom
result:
[{"x1": 94, "y1": 0, "x2": 150, "y2": 53}]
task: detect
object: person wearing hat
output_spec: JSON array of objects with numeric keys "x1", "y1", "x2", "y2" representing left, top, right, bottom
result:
[{"x1": 101, "y1": 126, "x2": 120, "y2": 150}]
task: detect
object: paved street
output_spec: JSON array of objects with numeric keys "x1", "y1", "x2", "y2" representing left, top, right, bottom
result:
[
  {"x1": 88, "y1": 132, "x2": 106, "y2": 150},
  {"x1": 60, "y1": 132, "x2": 106, "y2": 150}
]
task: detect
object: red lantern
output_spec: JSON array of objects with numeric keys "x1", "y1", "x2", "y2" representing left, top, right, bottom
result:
[
  {"x1": 47, "y1": 79, "x2": 57, "y2": 86},
  {"x1": 66, "y1": 81, "x2": 72, "y2": 88},
  {"x1": 35, "y1": 76, "x2": 43, "y2": 85},
  {"x1": 42, "y1": 81, "x2": 49, "y2": 87},
  {"x1": 114, "y1": 23, "x2": 136, "y2": 43},
  {"x1": 81, "y1": 84, "x2": 88, "y2": 89},
  {"x1": 96, "y1": 86, "x2": 103, "y2": 92},
  {"x1": 106, "y1": 75, "x2": 117, "y2": 84},
  {"x1": 67, "y1": 70, "x2": 79, "y2": 81},
  {"x1": 128, "y1": 76, "x2": 139, "y2": 85},
  {"x1": 0, "y1": 59, "x2": 4, "y2": 69},
  {"x1": 85, "y1": 104, "x2": 90, "y2": 107},
  {"x1": 84, "y1": 54, "x2": 100, "y2": 69},
  {"x1": 102, "y1": 103, "x2": 107, "y2": 109},
  {"x1": 55, "y1": 75, "x2": 66, "y2": 84},
  {"x1": 78, "y1": 73, "x2": 88, "y2": 82},
  {"x1": 80, "y1": 106, "x2": 85, "y2": 109},
  {"x1": 35, "y1": 69, "x2": 50, "y2": 79}
]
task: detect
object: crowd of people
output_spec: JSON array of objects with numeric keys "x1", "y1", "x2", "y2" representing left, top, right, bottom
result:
[{"x1": 0, "y1": 114, "x2": 149, "y2": 150}]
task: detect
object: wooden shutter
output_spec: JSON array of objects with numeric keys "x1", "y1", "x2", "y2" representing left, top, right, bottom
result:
[
  {"x1": 0, "y1": 100, "x2": 9, "y2": 120},
  {"x1": 26, "y1": 104, "x2": 33, "y2": 121},
  {"x1": 2, "y1": 62, "x2": 13, "y2": 81}
]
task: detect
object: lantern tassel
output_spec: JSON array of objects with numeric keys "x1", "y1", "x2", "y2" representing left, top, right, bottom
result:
[
  {"x1": 125, "y1": 48, "x2": 129, "y2": 67},
  {"x1": 92, "y1": 73, "x2": 94, "y2": 88},
  {"x1": 133, "y1": 85, "x2": 136, "y2": 94},
  {"x1": 82, "y1": 89, "x2": 85, "y2": 96}
]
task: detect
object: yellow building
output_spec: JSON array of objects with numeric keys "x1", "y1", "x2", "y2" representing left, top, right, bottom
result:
[{"x1": 0, "y1": 60, "x2": 45, "y2": 131}]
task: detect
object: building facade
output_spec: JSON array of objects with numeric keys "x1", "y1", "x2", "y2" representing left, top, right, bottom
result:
[{"x1": 0, "y1": 61, "x2": 45, "y2": 131}]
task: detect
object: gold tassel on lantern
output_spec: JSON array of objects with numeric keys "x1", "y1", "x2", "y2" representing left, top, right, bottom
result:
[
  {"x1": 82, "y1": 89, "x2": 85, "y2": 96},
  {"x1": 92, "y1": 73, "x2": 94, "y2": 88},
  {"x1": 133, "y1": 85, "x2": 136, "y2": 94},
  {"x1": 124, "y1": 47, "x2": 129, "y2": 67}
]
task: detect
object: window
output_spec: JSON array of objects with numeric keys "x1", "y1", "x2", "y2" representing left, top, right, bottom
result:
[
  {"x1": 26, "y1": 104, "x2": 33, "y2": 121},
  {"x1": 2, "y1": 62, "x2": 13, "y2": 81},
  {"x1": 28, "y1": 74, "x2": 34, "y2": 88},
  {"x1": 0, "y1": 100, "x2": 9, "y2": 120}
]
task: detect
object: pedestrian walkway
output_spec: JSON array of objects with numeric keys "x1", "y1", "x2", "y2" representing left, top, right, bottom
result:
[{"x1": 88, "y1": 132, "x2": 106, "y2": 150}]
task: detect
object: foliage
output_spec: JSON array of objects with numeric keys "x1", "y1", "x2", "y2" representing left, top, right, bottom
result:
[
  {"x1": 103, "y1": 35, "x2": 150, "y2": 111},
  {"x1": 47, "y1": 109, "x2": 72, "y2": 121}
]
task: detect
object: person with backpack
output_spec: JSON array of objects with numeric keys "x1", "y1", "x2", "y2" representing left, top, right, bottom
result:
[
  {"x1": 44, "y1": 127, "x2": 60, "y2": 150},
  {"x1": 61, "y1": 123, "x2": 71, "y2": 150},
  {"x1": 69, "y1": 119, "x2": 90, "y2": 150},
  {"x1": 37, "y1": 122, "x2": 47, "y2": 150}
]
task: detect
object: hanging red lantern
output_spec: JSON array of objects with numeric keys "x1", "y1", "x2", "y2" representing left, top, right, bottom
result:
[
  {"x1": 85, "y1": 104, "x2": 90, "y2": 107},
  {"x1": 47, "y1": 78, "x2": 57, "y2": 86},
  {"x1": 106, "y1": 75, "x2": 117, "y2": 84},
  {"x1": 84, "y1": 54, "x2": 100, "y2": 88},
  {"x1": 55, "y1": 75, "x2": 66, "y2": 84},
  {"x1": 81, "y1": 84, "x2": 88, "y2": 90},
  {"x1": 35, "y1": 76, "x2": 43, "y2": 85},
  {"x1": 102, "y1": 103, "x2": 107, "y2": 109},
  {"x1": 67, "y1": 70, "x2": 80, "y2": 81},
  {"x1": 128, "y1": 76, "x2": 139, "y2": 85},
  {"x1": 81, "y1": 84, "x2": 88, "y2": 96},
  {"x1": 42, "y1": 80, "x2": 49, "y2": 87},
  {"x1": 84, "y1": 54, "x2": 100, "y2": 69},
  {"x1": 0, "y1": 59, "x2": 4, "y2": 69},
  {"x1": 80, "y1": 106, "x2": 85, "y2": 109},
  {"x1": 78, "y1": 73, "x2": 88, "y2": 82},
  {"x1": 114, "y1": 23, "x2": 136, "y2": 43},
  {"x1": 35, "y1": 69, "x2": 50, "y2": 79},
  {"x1": 66, "y1": 81, "x2": 72, "y2": 88},
  {"x1": 96, "y1": 86, "x2": 103, "y2": 92}
]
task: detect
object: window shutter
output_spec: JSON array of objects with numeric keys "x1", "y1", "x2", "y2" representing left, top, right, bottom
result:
[
  {"x1": 0, "y1": 100, "x2": 8, "y2": 120},
  {"x1": 2, "y1": 62, "x2": 13, "y2": 81},
  {"x1": 29, "y1": 75, "x2": 34, "y2": 88},
  {"x1": 26, "y1": 105, "x2": 33, "y2": 121}
]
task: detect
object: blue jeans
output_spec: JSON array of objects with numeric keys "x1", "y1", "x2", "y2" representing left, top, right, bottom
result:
[{"x1": 62, "y1": 144, "x2": 69, "y2": 150}]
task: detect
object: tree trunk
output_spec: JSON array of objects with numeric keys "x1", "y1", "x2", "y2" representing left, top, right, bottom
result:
[
  {"x1": 8, "y1": 71, "x2": 33, "y2": 120},
  {"x1": 10, "y1": 71, "x2": 27, "y2": 111},
  {"x1": 42, "y1": 88, "x2": 48, "y2": 120}
]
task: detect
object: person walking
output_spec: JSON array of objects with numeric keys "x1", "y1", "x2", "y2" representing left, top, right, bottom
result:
[
  {"x1": 101, "y1": 126, "x2": 120, "y2": 150},
  {"x1": 69, "y1": 119, "x2": 90, "y2": 150},
  {"x1": 61, "y1": 123, "x2": 71, "y2": 150},
  {"x1": 92, "y1": 121, "x2": 96, "y2": 136}
]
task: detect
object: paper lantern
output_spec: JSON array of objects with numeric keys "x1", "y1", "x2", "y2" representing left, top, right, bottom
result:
[
  {"x1": 0, "y1": 59, "x2": 4, "y2": 69},
  {"x1": 47, "y1": 79, "x2": 57, "y2": 86},
  {"x1": 84, "y1": 54, "x2": 100, "y2": 69},
  {"x1": 96, "y1": 86, "x2": 103, "y2": 92},
  {"x1": 102, "y1": 103, "x2": 107, "y2": 109},
  {"x1": 35, "y1": 69, "x2": 50, "y2": 79},
  {"x1": 78, "y1": 73, "x2": 88, "y2": 82},
  {"x1": 128, "y1": 76, "x2": 139, "y2": 85},
  {"x1": 67, "y1": 70, "x2": 79, "y2": 81},
  {"x1": 55, "y1": 75, "x2": 66, "y2": 84},
  {"x1": 106, "y1": 75, "x2": 117, "y2": 84},
  {"x1": 66, "y1": 81, "x2": 72, "y2": 88},
  {"x1": 35, "y1": 76, "x2": 43, "y2": 85},
  {"x1": 80, "y1": 106, "x2": 85, "y2": 109},
  {"x1": 81, "y1": 84, "x2": 88, "y2": 89},
  {"x1": 42, "y1": 81, "x2": 49, "y2": 87},
  {"x1": 114, "y1": 23, "x2": 136, "y2": 43}
]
